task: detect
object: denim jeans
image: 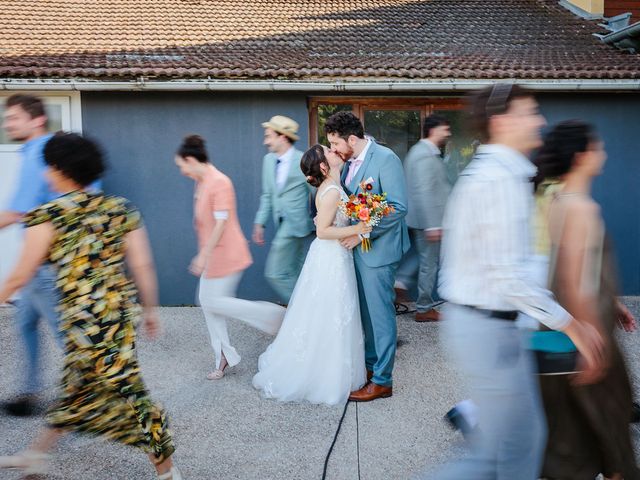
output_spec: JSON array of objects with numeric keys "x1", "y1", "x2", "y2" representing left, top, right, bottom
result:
[{"x1": 15, "y1": 263, "x2": 61, "y2": 395}]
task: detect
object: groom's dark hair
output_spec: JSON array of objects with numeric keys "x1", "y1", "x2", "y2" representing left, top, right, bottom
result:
[{"x1": 324, "y1": 112, "x2": 365, "y2": 140}]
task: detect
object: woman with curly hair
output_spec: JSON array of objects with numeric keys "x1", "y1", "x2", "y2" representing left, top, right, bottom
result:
[{"x1": 0, "y1": 133, "x2": 181, "y2": 479}]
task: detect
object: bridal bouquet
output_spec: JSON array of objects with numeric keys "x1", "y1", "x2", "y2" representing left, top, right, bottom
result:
[{"x1": 338, "y1": 177, "x2": 394, "y2": 252}]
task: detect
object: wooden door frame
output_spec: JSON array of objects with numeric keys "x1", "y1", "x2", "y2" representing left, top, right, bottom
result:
[{"x1": 308, "y1": 97, "x2": 465, "y2": 144}]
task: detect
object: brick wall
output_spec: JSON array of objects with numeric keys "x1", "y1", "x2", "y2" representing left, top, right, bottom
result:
[{"x1": 605, "y1": 0, "x2": 640, "y2": 18}]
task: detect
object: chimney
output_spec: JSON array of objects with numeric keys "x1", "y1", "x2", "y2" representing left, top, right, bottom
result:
[{"x1": 562, "y1": 0, "x2": 604, "y2": 17}]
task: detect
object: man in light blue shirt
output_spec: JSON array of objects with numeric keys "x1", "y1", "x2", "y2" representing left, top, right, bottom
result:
[{"x1": 0, "y1": 95, "x2": 81, "y2": 416}]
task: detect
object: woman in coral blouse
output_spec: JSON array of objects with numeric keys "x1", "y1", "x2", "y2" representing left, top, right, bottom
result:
[{"x1": 175, "y1": 135, "x2": 285, "y2": 380}]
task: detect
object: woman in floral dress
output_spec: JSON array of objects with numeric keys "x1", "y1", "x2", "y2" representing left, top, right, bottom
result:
[{"x1": 0, "y1": 133, "x2": 181, "y2": 479}]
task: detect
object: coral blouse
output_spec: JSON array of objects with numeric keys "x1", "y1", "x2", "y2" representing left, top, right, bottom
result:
[{"x1": 194, "y1": 164, "x2": 252, "y2": 278}]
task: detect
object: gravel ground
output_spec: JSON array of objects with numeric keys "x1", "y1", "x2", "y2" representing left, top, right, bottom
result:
[{"x1": 0, "y1": 299, "x2": 638, "y2": 479}]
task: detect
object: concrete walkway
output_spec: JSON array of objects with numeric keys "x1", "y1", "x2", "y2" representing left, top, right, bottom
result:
[{"x1": 1, "y1": 300, "x2": 639, "y2": 479}]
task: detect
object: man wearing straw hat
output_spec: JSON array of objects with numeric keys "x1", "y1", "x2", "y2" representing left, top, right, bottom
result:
[{"x1": 253, "y1": 115, "x2": 313, "y2": 303}]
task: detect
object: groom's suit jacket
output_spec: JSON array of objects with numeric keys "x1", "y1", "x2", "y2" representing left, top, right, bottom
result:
[
  {"x1": 254, "y1": 149, "x2": 314, "y2": 238},
  {"x1": 342, "y1": 141, "x2": 410, "y2": 268}
]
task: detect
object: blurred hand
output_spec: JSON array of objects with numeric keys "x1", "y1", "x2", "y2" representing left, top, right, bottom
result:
[
  {"x1": 425, "y1": 229, "x2": 443, "y2": 242},
  {"x1": 355, "y1": 222, "x2": 372, "y2": 235},
  {"x1": 189, "y1": 253, "x2": 208, "y2": 277},
  {"x1": 340, "y1": 235, "x2": 362, "y2": 250},
  {"x1": 564, "y1": 320, "x2": 607, "y2": 385},
  {"x1": 252, "y1": 224, "x2": 265, "y2": 246},
  {"x1": 616, "y1": 301, "x2": 636, "y2": 333},
  {"x1": 142, "y1": 309, "x2": 161, "y2": 340}
]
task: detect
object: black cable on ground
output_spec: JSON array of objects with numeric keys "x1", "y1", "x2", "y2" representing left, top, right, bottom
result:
[
  {"x1": 322, "y1": 299, "x2": 432, "y2": 478},
  {"x1": 322, "y1": 400, "x2": 363, "y2": 480},
  {"x1": 322, "y1": 400, "x2": 351, "y2": 480},
  {"x1": 395, "y1": 302, "x2": 416, "y2": 315}
]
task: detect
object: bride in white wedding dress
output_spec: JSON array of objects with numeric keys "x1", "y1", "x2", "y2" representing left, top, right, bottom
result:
[{"x1": 252, "y1": 144, "x2": 368, "y2": 405}]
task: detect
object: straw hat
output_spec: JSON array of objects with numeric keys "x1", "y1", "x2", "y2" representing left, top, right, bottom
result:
[{"x1": 261, "y1": 115, "x2": 300, "y2": 141}]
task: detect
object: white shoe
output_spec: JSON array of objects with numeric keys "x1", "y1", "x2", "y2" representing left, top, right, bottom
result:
[
  {"x1": 0, "y1": 450, "x2": 50, "y2": 475},
  {"x1": 158, "y1": 466, "x2": 183, "y2": 480}
]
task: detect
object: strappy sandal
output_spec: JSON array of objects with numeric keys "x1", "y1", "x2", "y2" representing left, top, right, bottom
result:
[
  {"x1": 206, "y1": 356, "x2": 229, "y2": 380},
  {"x1": 0, "y1": 450, "x2": 50, "y2": 475}
]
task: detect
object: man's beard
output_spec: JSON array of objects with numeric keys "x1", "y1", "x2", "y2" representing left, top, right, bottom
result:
[{"x1": 338, "y1": 146, "x2": 354, "y2": 162}]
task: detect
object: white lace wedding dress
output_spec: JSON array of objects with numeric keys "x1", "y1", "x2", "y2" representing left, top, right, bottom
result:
[{"x1": 252, "y1": 184, "x2": 366, "y2": 405}]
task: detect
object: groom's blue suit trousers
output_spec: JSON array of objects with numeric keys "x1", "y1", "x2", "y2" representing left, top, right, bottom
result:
[{"x1": 354, "y1": 255, "x2": 399, "y2": 387}]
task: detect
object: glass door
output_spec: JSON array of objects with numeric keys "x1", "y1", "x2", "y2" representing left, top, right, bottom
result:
[
  {"x1": 309, "y1": 97, "x2": 469, "y2": 172},
  {"x1": 361, "y1": 108, "x2": 421, "y2": 161},
  {"x1": 429, "y1": 106, "x2": 478, "y2": 183}
]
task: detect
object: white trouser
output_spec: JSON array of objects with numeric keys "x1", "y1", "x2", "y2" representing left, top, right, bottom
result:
[
  {"x1": 198, "y1": 271, "x2": 286, "y2": 369},
  {"x1": 430, "y1": 304, "x2": 547, "y2": 480}
]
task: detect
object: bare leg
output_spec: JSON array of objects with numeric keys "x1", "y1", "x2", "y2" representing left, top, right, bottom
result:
[
  {"x1": 151, "y1": 454, "x2": 173, "y2": 476},
  {"x1": 0, "y1": 427, "x2": 65, "y2": 474},
  {"x1": 30, "y1": 427, "x2": 65, "y2": 453}
]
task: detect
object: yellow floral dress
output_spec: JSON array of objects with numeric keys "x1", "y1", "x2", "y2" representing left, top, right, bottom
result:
[{"x1": 24, "y1": 191, "x2": 174, "y2": 463}]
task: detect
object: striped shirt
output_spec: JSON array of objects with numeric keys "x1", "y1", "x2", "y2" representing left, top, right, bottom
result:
[{"x1": 438, "y1": 144, "x2": 570, "y2": 330}]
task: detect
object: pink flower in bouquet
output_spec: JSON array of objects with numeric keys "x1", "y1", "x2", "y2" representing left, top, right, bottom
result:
[{"x1": 358, "y1": 207, "x2": 370, "y2": 222}]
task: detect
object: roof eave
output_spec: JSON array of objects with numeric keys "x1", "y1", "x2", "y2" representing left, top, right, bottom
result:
[{"x1": 1, "y1": 77, "x2": 639, "y2": 92}]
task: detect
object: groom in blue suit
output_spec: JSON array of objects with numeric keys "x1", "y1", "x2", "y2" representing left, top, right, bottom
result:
[{"x1": 325, "y1": 112, "x2": 409, "y2": 402}]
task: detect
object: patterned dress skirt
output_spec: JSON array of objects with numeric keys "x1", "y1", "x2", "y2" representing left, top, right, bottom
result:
[
  {"x1": 23, "y1": 192, "x2": 175, "y2": 463},
  {"x1": 46, "y1": 306, "x2": 174, "y2": 463}
]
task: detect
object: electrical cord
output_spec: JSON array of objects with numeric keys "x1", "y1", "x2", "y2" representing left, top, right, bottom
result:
[
  {"x1": 395, "y1": 302, "x2": 416, "y2": 315},
  {"x1": 322, "y1": 300, "x2": 429, "y2": 478},
  {"x1": 322, "y1": 401, "x2": 351, "y2": 480},
  {"x1": 321, "y1": 401, "x2": 362, "y2": 480}
]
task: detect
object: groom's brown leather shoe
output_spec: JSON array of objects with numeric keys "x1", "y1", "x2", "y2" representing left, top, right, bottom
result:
[
  {"x1": 349, "y1": 382, "x2": 392, "y2": 402},
  {"x1": 415, "y1": 309, "x2": 440, "y2": 322}
]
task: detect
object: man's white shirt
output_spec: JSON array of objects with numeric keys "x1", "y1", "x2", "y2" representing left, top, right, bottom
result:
[
  {"x1": 276, "y1": 146, "x2": 295, "y2": 190},
  {"x1": 438, "y1": 144, "x2": 570, "y2": 330}
]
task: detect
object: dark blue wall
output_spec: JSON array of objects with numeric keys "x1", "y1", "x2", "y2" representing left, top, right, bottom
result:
[
  {"x1": 82, "y1": 92, "x2": 309, "y2": 304},
  {"x1": 538, "y1": 93, "x2": 640, "y2": 296},
  {"x1": 82, "y1": 91, "x2": 640, "y2": 303}
]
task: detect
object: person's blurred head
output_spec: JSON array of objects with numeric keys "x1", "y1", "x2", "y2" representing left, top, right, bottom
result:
[
  {"x1": 3, "y1": 94, "x2": 48, "y2": 142},
  {"x1": 324, "y1": 112, "x2": 366, "y2": 162},
  {"x1": 534, "y1": 120, "x2": 605, "y2": 186},
  {"x1": 175, "y1": 134, "x2": 209, "y2": 180},
  {"x1": 423, "y1": 114, "x2": 451, "y2": 148},
  {"x1": 300, "y1": 144, "x2": 344, "y2": 187},
  {"x1": 44, "y1": 132, "x2": 105, "y2": 192},
  {"x1": 262, "y1": 116, "x2": 298, "y2": 155},
  {"x1": 467, "y1": 84, "x2": 545, "y2": 154}
]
